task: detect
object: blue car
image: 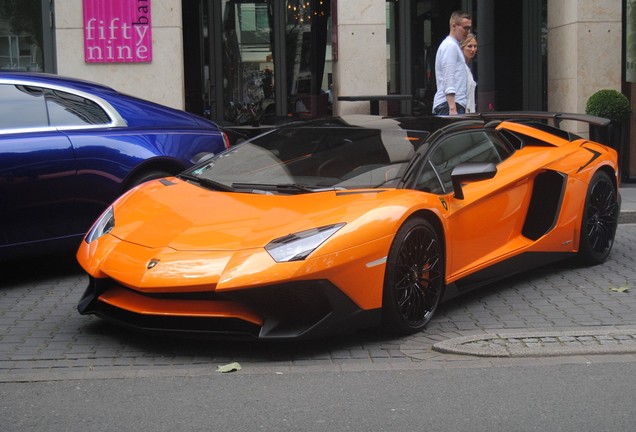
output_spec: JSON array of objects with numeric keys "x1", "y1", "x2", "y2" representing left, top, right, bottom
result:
[{"x1": 0, "y1": 72, "x2": 229, "y2": 260}]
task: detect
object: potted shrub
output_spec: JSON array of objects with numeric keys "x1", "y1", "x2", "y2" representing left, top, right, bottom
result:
[
  {"x1": 585, "y1": 89, "x2": 631, "y2": 149},
  {"x1": 586, "y1": 89, "x2": 631, "y2": 124}
]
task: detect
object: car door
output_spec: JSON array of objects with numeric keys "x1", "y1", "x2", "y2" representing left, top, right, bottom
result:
[
  {"x1": 0, "y1": 83, "x2": 77, "y2": 248},
  {"x1": 416, "y1": 129, "x2": 527, "y2": 284},
  {"x1": 44, "y1": 87, "x2": 123, "y2": 233}
]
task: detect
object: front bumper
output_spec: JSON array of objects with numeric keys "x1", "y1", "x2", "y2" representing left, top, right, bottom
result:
[{"x1": 78, "y1": 277, "x2": 381, "y2": 340}]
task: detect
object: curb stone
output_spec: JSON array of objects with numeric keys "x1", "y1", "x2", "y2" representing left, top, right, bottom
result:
[
  {"x1": 619, "y1": 211, "x2": 636, "y2": 224},
  {"x1": 432, "y1": 328, "x2": 636, "y2": 357}
]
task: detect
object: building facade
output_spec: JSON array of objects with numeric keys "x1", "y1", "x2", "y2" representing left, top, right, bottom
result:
[{"x1": 2, "y1": 0, "x2": 634, "y2": 178}]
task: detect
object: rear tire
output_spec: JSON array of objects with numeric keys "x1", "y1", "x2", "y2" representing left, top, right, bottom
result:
[
  {"x1": 577, "y1": 170, "x2": 618, "y2": 266},
  {"x1": 382, "y1": 217, "x2": 445, "y2": 335}
]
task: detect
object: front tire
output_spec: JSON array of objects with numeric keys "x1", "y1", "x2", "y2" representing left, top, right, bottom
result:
[
  {"x1": 577, "y1": 170, "x2": 618, "y2": 266},
  {"x1": 382, "y1": 217, "x2": 445, "y2": 334}
]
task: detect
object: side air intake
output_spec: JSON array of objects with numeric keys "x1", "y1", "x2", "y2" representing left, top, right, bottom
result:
[{"x1": 522, "y1": 171, "x2": 566, "y2": 240}]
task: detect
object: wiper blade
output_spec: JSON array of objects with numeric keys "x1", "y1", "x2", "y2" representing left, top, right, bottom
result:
[
  {"x1": 178, "y1": 173, "x2": 234, "y2": 192},
  {"x1": 231, "y1": 183, "x2": 344, "y2": 194}
]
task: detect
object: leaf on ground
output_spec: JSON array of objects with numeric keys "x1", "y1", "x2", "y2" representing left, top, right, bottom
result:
[
  {"x1": 216, "y1": 362, "x2": 242, "y2": 373},
  {"x1": 609, "y1": 285, "x2": 630, "y2": 293}
]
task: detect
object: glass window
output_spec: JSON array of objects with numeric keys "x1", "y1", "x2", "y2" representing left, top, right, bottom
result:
[
  {"x1": 0, "y1": 84, "x2": 48, "y2": 129},
  {"x1": 186, "y1": 0, "x2": 332, "y2": 123},
  {"x1": 45, "y1": 89, "x2": 111, "y2": 127},
  {"x1": 628, "y1": 0, "x2": 636, "y2": 83},
  {"x1": 218, "y1": 0, "x2": 331, "y2": 123},
  {"x1": 222, "y1": 1, "x2": 274, "y2": 123},
  {"x1": 0, "y1": 1, "x2": 45, "y2": 71},
  {"x1": 286, "y1": 0, "x2": 331, "y2": 117},
  {"x1": 190, "y1": 125, "x2": 415, "y2": 189},
  {"x1": 417, "y1": 131, "x2": 510, "y2": 194},
  {"x1": 385, "y1": 0, "x2": 400, "y2": 95}
]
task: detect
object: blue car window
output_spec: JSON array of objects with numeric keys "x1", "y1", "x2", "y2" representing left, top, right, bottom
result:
[
  {"x1": 0, "y1": 84, "x2": 49, "y2": 129},
  {"x1": 45, "y1": 89, "x2": 111, "y2": 127}
]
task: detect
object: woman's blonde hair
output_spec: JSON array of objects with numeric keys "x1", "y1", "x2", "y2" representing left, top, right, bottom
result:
[{"x1": 461, "y1": 33, "x2": 477, "y2": 49}]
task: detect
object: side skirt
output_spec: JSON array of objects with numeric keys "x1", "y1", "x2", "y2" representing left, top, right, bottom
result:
[{"x1": 442, "y1": 251, "x2": 576, "y2": 302}]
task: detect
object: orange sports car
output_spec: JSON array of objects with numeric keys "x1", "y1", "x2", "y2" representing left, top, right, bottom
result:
[{"x1": 77, "y1": 113, "x2": 620, "y2": 339}]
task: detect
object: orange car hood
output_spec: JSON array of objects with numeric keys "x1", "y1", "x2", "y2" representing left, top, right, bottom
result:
[{"x1": 111, "y1": 178, "x2": 404, "y2": 251}]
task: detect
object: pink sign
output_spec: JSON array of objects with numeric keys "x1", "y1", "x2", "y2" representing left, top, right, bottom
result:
[{"x1": 83, "y1": 0, "x2": 152, "y2": 63}]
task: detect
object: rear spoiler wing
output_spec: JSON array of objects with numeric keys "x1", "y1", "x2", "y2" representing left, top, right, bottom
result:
[{"x1": 472, "y1": 111, "x2": 611, "y2": 129}]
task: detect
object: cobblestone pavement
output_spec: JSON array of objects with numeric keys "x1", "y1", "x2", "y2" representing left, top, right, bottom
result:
[{"x1": 1, "y1": 220, "x2": 636, "y2": 383}]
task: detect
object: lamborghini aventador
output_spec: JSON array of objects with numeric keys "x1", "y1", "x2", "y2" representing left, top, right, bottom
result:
[{"x1": 77, "y1": 113, "x2": 620, "y2": 339}]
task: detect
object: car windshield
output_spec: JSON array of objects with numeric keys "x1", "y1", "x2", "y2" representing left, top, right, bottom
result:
[{"x1": 183, "y1": 123, "x2": 427, "y2": 193}]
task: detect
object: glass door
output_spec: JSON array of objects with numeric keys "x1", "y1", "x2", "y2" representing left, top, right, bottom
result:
[
  {"x1": 185, "y1": 0, "x2": 332, "y2": 125},
  {"x1": 220, "y1": 0, "x2": 275, "y2": 124},
  {"x1": 285, "y1": 0, "x2": 331, "y2": 118}
]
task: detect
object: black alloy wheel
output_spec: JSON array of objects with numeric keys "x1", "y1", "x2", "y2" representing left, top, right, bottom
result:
[
  {"x1": 382, "y1": 217, "x2": 444, "y2": 334},
  {"x1": 577, "y1": 170, "x2": 619, "y2": 266}
]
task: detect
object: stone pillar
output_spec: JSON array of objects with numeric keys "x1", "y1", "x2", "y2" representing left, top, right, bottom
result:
[
  {"x1": 547, "y1": 1, "x2": 622, "y2": 136},
  {"x1": 333, "y1": 0, "x2": 387, "y2": 115}
]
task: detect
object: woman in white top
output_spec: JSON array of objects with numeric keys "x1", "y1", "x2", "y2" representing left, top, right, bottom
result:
[{"x1": 461, "y1": 34, "x2": 478, "y2": 112}]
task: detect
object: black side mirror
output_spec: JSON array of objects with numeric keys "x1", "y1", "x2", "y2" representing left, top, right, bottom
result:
[{"x1": 451, "y1": 162, "x2": 497, "y2": 200}]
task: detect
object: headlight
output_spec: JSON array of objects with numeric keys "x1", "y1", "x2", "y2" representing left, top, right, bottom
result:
[
  {"x1": 265, "y1": 223, "x2": 345, "y2": 262},
  {"x1": 85, "y1": 206, "x2": 115, "y2": 243}
]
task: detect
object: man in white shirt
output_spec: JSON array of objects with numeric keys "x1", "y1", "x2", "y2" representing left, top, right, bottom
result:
[{"x1": 432, "y1": 11, "x2": 472, "y2": 115}]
